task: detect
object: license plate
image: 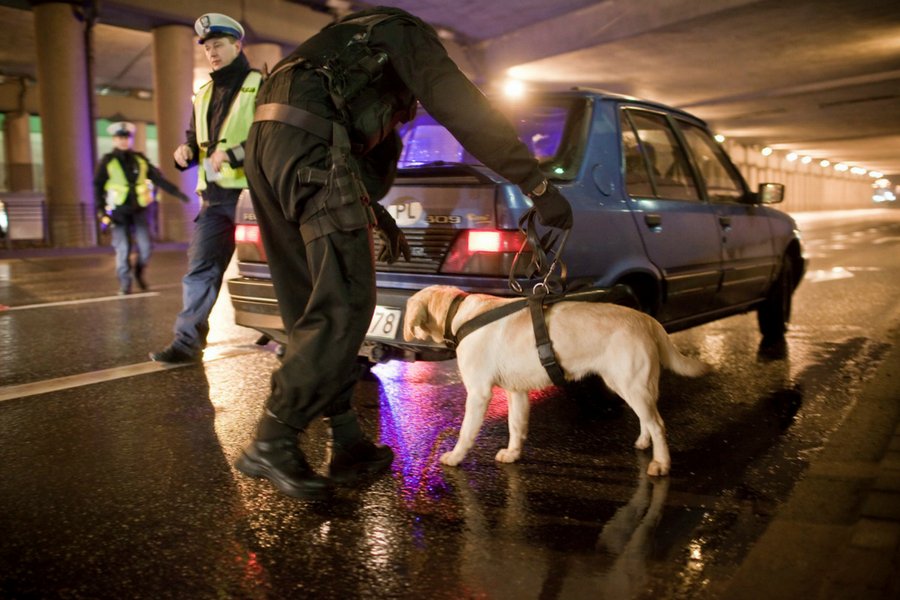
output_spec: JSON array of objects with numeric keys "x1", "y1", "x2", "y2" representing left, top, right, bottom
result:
[{"x1": 367, "y1": 306, "x2": 402, "y2": 340}]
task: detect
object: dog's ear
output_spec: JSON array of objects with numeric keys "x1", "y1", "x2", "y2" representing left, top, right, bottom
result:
[{"x1": 403, "y1": 291, "x2": 431, "y2": 341}]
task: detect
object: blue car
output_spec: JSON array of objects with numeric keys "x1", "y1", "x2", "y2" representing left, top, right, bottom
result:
[{"x1": 227, "y1": 89, "x2": 805, "y2": 362}]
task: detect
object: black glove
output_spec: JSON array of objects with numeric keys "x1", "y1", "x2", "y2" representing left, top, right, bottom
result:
[
  {"x1": 373, "y1": 204, "x2": 411, "y2": 264},
  {"x1": 176, "y1": 191, "x2": 191, "y2": 204},
  {"x1": 530, "y1": 182, "x2": 573, "y2": 229}
]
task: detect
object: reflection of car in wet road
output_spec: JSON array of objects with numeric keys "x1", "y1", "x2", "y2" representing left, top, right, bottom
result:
[{"x1": 227, "y1": 89, "x2": 806, "y2": 361}]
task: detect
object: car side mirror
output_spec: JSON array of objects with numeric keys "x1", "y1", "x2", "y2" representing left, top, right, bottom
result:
[{"x1": 757, "y1": 182, "x2": 785, "y2": 204}]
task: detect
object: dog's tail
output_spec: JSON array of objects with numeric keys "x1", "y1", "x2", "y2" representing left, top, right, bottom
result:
[{"x1": 652, "y1": 320, "x2": 710, "y2": 377}]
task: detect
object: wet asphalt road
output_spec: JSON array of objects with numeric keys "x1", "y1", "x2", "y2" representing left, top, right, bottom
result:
[{"x1": 1, "y1": 209, "x2": 899, "y2": 599}]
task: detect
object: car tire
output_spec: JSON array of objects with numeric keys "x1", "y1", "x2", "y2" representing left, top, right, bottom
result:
[{"x1": 757, "y1": 257, "x2": 793, "y2": 342}]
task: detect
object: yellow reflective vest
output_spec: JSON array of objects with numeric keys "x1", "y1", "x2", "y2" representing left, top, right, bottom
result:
[
  {"x1": 105, "y1": 154, "x2": 151, "y2": 208},
  {"x1": 193, "y1": 70, "x2": 261, "y2": 192}
]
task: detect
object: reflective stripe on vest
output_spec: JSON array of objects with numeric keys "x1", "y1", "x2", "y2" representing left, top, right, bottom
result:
[
  {"x1": 105, "y1": 155, "x2": 151, "y2": 208},
  {"x1": 193, "y1": 70, "x2": 261, "y2": 192}
]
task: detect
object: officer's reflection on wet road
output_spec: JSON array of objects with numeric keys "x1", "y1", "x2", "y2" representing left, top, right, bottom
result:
[{"x1": 0, "y1": 211, "x2": 898, "y2": 597}]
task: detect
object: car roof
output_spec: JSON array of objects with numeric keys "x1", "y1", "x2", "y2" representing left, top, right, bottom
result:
[{"x1": 527, "y1": 87, "x2": 708, "y2": 128}]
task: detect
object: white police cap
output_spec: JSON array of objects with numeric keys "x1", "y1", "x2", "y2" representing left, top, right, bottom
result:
[
  {"x1": 107, "y1": 121, "x2": 136, "y2": 137},
  {"x1": 195, "y1": 13, "x2": 244, "y2": 44}
]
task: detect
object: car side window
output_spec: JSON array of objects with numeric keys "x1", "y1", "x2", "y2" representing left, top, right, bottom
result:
[
  {"x1": 620, "y1": 114, "x2": 655, "y2": 197},
  {"x1": 623, "y1": 109, "x2": 700, "y2": 201},
  {"x1": 678, "y1": 120, "x2": 746, "y2": 203}
]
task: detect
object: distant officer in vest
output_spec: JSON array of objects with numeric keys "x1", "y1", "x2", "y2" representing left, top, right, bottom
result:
[
  {"x1": 94, "y1": 121, "x2": 189, "y2": 295},
  {"x1": 150, "y1": 13, "x2": 261, "y2": 363},
  {"x1": 234, "y1": 7, "x2": 572, "y2": 500}
]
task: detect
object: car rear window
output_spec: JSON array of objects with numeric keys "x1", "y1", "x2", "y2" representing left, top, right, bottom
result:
[{"x1": 397, "y1": 97, "x2": 589, "y2": 180}]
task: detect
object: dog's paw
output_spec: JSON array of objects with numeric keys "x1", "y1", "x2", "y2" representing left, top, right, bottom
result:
[
  {"x1": 495, "y1": 448, "x2": 521, "y2": 463},
  {"x1": 647, "y1": 460, "x2": 670, "y2": 477},
  {"x1": 440, "y1": 451, "x2": 463, "y2": 466}
]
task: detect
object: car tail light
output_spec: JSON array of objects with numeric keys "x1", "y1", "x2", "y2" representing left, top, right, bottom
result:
[
  {"x1": 441, "y1": 229, "x2": 528, "y2": 275},
  {"x1": 235, "y1": 223, "x2": 267, "y2": 262}
]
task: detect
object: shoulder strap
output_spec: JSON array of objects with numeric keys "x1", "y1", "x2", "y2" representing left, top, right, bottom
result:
[{"x1": 451, "y1": 298, "x2": 529, "y2": 348}]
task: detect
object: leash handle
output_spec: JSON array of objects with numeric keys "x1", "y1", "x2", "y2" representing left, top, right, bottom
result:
[
  {"x1": 508, "y1": 207, "x2": 569, "y2": 295},
  {"x1": 541, "y1": 228, "x2": 569, "y2": 292}
]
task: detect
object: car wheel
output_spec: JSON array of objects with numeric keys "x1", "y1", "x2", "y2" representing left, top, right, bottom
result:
[{"x1": 757, "y1": 258, "x2": 793, "y2": 342}]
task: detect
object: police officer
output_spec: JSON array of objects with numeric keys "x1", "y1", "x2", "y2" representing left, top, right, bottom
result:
[
  {"x1": 235, "y1": 7, "x2": 572, "y2": 499},
  {"x1": 94, "y1": 121, "x2": 189, "y2": 295},
  {"x1": 150, "y1": 13, "x2": 262, "y2": 363}
]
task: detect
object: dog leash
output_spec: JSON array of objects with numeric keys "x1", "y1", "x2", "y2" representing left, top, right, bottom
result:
[
  {"x1": 508, "y1": 207, "x2": 570, "y2": 295},
  {"x1": 506, "y1": 207, "x2": 572, "y2": 386}
]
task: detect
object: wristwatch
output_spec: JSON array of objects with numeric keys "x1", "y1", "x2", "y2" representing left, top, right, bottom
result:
[{"x1": 529, "y1": 178, "x2": 549, "y2": 198}]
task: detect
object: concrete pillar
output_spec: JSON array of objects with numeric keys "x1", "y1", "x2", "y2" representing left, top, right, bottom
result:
[
  {"x1": 244, "y1": 43, "x2": 283, "y2": 73},
  {"x1": 32, "y1": 2, "x2": 96, "y2": 247},
  {"x1": 132, "y1": 120, "x2": 148, "y2": 154},
  {"x1": 152, "y1": 24, "x2": 196, "y2": 242},
  {"x1": 3, "y1": 111, "x2": 33, "y2": 191}
]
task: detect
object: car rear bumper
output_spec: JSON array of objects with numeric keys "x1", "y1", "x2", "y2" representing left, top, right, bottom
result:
[{"x1": 226, "y1": 276, "x2": 458, "y2": 361}]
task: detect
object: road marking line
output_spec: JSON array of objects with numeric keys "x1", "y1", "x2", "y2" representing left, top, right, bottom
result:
[
  {"x1": 0, "y1": 291, "x2": 160, "y2": 312},
  {"x1": 806, "y1": 267, "x2": 854, "y2": 283},
  {"x1": 0, "y1": 345, "x2": 260, "y2": 402}
]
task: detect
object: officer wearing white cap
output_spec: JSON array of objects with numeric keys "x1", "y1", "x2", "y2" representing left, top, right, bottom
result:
[
  {"x1": 150, "y1": 13, "x2": 261, "y2": 363},
  {"x1": 93, "y1": 121, "x2": 189, "y2": 294},
  {"x1": 195, "y1": 13, "x2": 244, "y2": 43}
]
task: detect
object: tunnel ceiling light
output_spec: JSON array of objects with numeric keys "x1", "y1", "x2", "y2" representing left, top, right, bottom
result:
[
  {"x1": 761, "y1": 146, "x2": 773, "y2": 156},
  {"x1": 869, "y1": 171, "x2": 883, "y2": 178},
  {"x1": 851, "y1": 166, "x2": 867, "y2": 175},
  {"x1": 820, "y1": 159, "x2": 831, "y2": 167},
  {"x1": 714, "y1": 134, "x2": 726, "y2": 143},
  {"x1": 801, "y1": 156, "x2": 812, "y2": 164},
  {"x1": 503, "y1": 79, "x2": 526, "y2": 99},
  {"x1": 786, "y1": 152, "x2": 798, "y2": 161},
  {"x1": 835, "y1": 163, "x2": 848, "y2": 171}
]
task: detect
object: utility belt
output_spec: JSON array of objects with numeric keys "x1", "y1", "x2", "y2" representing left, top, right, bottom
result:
[{"x1": 254, "y1": 102, "x2": 375, "y2": 242}]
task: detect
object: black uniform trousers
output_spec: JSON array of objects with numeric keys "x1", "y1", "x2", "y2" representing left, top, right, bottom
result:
[{"x1": 245, "y1": 116, "x2": 376, "y2": 432}]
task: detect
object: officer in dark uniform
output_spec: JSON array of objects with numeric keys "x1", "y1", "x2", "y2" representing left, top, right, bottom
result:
[
  {"x1": 236, "y1": 7, "x2": 573, "y2": 499},
  {"x1": 94, "y1": 121, "x2": 189, "y2": 295},
  {"x1": 150, "y1": 13, "x2": 262, "y2": 364}
]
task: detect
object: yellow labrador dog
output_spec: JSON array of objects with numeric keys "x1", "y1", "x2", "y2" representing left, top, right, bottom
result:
[{"x1": 403, "y1": 285, "x2": 710, "y2": 476}]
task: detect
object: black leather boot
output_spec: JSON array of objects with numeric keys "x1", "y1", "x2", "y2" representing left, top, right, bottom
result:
[
  {"x1": 235, "y1": 412, "x2": 332, "y2": 500},
  {"x1": 325, "y1": 410, "x2": 394, "y2": 484},
  {"x1": 134, "y1": 265, "x2": 149, "y2": 291}
]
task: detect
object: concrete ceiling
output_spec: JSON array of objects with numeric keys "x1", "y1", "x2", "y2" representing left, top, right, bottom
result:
[{"x1": 1, "y1": 0, "x2": 899, "y2": 177}]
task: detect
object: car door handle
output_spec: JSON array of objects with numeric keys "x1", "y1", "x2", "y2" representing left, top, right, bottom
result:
[
  {"x1": 644, "y1": 213, "x2": 662, "y2": 228},
  {"x1": 719, "y1": 216, "x2": 732, "y2": 230}
]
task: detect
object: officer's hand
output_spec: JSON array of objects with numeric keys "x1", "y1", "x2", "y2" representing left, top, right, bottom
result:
[
  {"x1": 97, "y1": 212, "x2": 112, "y2": 231},
  {"x1": 376, "y1": 228, "x2": 411, "y2": 264},
  {"x1": 209, "y1": 150, "x2": 229, "y2": 172},
  {"x1": 373, "y1": 207, "x2": 411, "y2": 263},
  {"x1": 532, "y1": 183, "x2": 573, "y2": 229},
  {"x1": 174, "y1": 144, "x2": 193, "y2": 168}
]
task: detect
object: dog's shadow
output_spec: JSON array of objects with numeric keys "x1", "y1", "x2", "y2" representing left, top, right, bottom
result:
[{"x1": 564, "y1": 375, "x2": 626, "y2": 420}]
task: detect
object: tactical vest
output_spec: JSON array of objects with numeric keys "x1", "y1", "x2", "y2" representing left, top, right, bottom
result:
[
  {"x1": 252, "y1": 12, "x2": 423, "y2": 241},
  {"x1": 105, "y1": 154, "x2": 151, "y2": 208},
  {"x1": 193, "y1": 70, "x2": 262, "y2": 192},
  {"x1": 295, "y1": 11, "x2": 418, "y2": 155}
]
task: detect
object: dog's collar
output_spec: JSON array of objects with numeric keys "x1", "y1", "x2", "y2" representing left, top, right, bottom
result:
[{"x1": 442, "y1": 292, "x2": 469, "y2": 349}]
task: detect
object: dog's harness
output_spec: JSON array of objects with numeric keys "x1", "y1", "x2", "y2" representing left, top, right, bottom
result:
[{"x1": 442, "y1": 284, "x2": 640, "y2": 387}]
